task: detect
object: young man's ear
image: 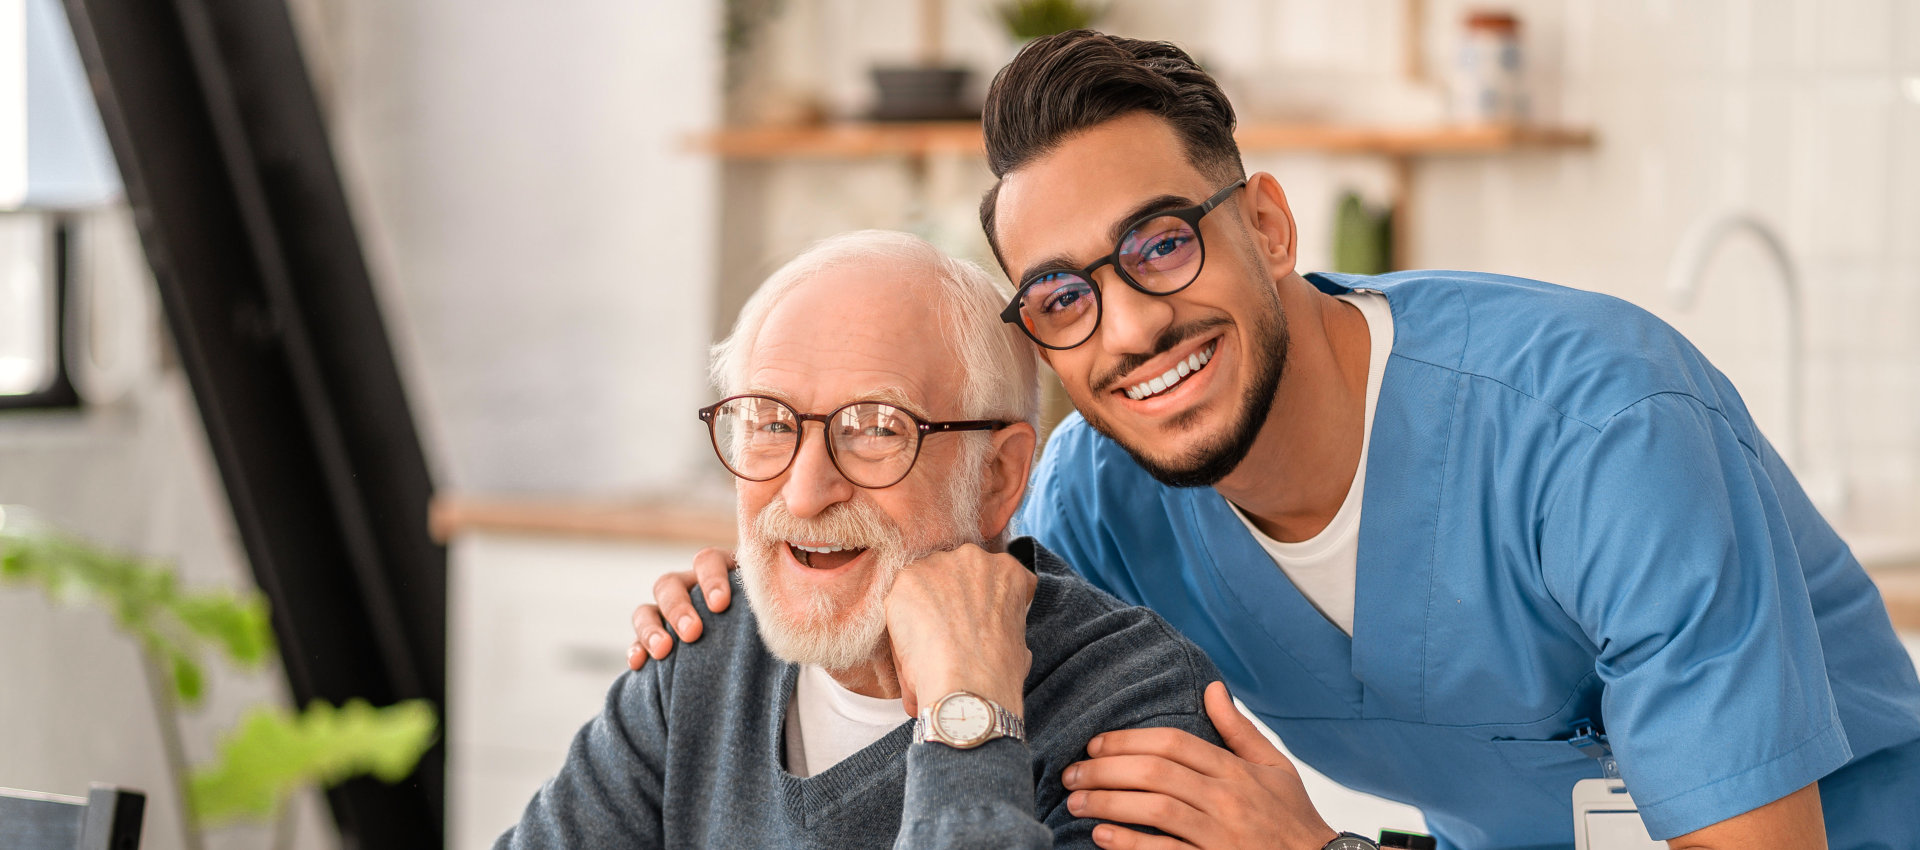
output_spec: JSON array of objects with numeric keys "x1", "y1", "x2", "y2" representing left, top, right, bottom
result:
[
  {"x1": 1241, "y1": 172, "x2": 1299, "y2": 282},
  {"x1": 978, "y1": 422, "x2": 1038, "y2": 542}
]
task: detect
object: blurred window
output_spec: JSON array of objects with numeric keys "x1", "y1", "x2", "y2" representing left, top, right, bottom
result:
[
  {"x1": 0, "y1": 214, "x2": 57, "y2": 398},
  {"x1": 1, "y1": 0, "x2": 121, "y2": 409}
]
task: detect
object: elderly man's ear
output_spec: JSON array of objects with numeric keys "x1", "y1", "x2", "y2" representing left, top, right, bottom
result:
[{"x1": 979, "y1": 423, "x2": 1039, "y2": 543}]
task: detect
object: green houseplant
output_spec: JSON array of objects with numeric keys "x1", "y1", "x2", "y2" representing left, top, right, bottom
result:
[
  {"x1": 0, "y1": 505, "x2": 437, "y2": 849},
  {"x1": 995, "y1": 0, "x2": 1106, "y2": 42}
]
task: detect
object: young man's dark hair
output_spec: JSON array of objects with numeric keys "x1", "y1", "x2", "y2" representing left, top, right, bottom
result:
[{"x1": 978, "y1": 29, "x2": 1246, "y2": 263}]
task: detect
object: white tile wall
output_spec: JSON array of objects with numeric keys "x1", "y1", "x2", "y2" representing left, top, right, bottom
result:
[
  {"x1": 324, "y1": 0, "x2": 724, "y2": 496},
  {"x1": 1407, "y1": 0, "x2": 1920, "y2": 530}
]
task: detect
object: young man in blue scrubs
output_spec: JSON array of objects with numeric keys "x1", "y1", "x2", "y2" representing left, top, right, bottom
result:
[{"x1": 632, "y1": 31, "x2": 1920, "y2": 850}]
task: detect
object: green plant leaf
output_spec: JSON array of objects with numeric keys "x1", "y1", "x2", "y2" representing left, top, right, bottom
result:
[
  {"x1": 996, "y1": 0, "x2": 1104, "y2": 41},
  {"x1": 0, "y1": 517, "x2": 278, "y2": 703},
  {"x1": 176, "y1": 593, "x2": 276, "y2": 668},
  {"x1": 189, "y1": 699, "x2": 440, "y2": 824},
  {"x1": 169, "y1": 649, "x2": 206, "y2": 706}
]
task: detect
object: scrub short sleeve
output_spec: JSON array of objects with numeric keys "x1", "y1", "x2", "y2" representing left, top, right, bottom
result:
[
  {"x1": 1016, "y1": 418, "x2": 1120, "y2": 596},
  {"x1": 1539, "y1": 392, "x2": 1850, "y2": 839}
]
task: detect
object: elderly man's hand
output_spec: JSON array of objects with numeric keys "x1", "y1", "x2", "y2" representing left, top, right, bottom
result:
[
  {"x1": 885, "y1": 544, "x2": 1036, "y2": 718},
  {"x1": 628, "y1": 547, "x2": 738, "y2": 670},
  {"x1": 1063, "y1": 682, "x2": 1337, "y2": 849}
]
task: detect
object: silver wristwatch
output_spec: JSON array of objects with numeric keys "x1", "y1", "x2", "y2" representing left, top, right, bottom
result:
[{"x1": 912, "y1": 691, "x2": 1025, "y2": 749}]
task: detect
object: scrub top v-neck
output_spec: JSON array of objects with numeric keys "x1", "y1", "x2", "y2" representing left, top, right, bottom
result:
[{"x1": 1017, "y1": 270, "x2": 1920, "y2": 849}]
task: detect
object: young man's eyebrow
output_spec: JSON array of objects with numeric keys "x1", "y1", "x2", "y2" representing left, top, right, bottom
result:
[{"x1": 1013, "y1": 193, "x2": 1197, "y2": 285}]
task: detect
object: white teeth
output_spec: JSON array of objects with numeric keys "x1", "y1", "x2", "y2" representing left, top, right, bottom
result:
[
  {"x1": 792, "y1": 543, "x2": 852, "y2": 554},
  {"x1": 1123, "y1": 341, "x2": 1218, "y2": 402}
]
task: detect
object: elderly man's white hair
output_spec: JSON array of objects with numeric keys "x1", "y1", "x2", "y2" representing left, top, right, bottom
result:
[{"x1": 711, "y1": 230, "x2": 1041, "y2": 427}]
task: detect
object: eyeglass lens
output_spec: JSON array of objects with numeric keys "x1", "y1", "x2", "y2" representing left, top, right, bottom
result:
[
  {"x1": 708, "y1": 396, "x2": 922, "y2": 488},
  {"x1": 1016, "y1": 214, "x2": 1205, "y2": 349}
]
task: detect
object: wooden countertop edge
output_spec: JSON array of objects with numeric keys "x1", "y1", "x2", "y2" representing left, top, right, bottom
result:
[
  {"x1": 429, "y1": 496, "x2": 736, "y2": 548},
  {"x1": 1872, "y1": 570, "x2": 1920, "y2": 633},
  {"x1": 427, "y1": 495, "x2": 1920, "y2": 632}
]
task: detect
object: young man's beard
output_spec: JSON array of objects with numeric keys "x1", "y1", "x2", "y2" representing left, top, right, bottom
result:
[
  {"x1": 734, "y1": 439, "x2": 988, "y2": 672},
  {"x1": 1080, "y1": 275, "x2": 1289, "y2": 489}
]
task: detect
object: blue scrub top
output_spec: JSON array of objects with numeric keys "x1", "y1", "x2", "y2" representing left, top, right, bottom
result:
[{"x1": 1017, "y1": 271, "x2": 1920, "y2": 849}]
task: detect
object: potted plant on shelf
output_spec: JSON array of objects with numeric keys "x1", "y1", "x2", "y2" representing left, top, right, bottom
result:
[
  {"x1": 870, "y1": 0, "x2": 979, "y2": 121},
  {"x1": 996, "y1": 0, "x2": 1106, "y2": 43}
]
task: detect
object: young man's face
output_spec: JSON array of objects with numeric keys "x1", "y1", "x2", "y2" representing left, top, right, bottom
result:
[{"x1": 992, "y1": 112, "x2": 1290, "y2": 487}]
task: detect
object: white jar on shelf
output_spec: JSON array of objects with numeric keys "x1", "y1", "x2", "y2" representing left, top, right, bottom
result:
[{"x1": 1449, "y1": 10, "x2": 1526, "y2": 125}]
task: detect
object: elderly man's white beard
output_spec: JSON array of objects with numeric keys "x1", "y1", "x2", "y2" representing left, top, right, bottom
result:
[{"x1": 737, "y1": 443, "x2": 988, "y2": 672}]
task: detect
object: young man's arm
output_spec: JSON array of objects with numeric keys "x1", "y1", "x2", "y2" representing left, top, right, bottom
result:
[
  {"x1": 1540, "y1": 392, "x2": 1847, "y2": 844},
  {"x1": 1667, "y1": 784, "x2": 1825, "y2": 850}
]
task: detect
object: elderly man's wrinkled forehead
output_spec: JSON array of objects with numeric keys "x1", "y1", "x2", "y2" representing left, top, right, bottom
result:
[{"x1": 748, "y1": 258, "x2": 964, "y2": 415}]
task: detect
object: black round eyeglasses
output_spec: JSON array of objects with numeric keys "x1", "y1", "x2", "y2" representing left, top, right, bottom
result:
[{"x1": 999, "y1": 178, "x2": 1247, "y2": 351}]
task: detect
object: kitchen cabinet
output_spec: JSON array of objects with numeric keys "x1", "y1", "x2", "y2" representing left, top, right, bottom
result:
[{"x1": 438, "y1": 497, "x2": 732, "y2": 847}]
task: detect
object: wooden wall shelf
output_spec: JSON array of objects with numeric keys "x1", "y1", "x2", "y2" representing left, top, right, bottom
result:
[
  {"x1": 691, "y1": 121, "x2": 1595, "y2": 160},
  {"x1": 693, "y1": 120, "x2": 1593, "y2": 271}
]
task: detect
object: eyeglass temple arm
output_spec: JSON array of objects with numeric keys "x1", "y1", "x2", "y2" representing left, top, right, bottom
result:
[
  {"x1": 999, "y1": 299, "x2": 1025, "y2": 324},
  {"x1": 1198, "y1": 178, "x2": 1248, "y2": 214}
]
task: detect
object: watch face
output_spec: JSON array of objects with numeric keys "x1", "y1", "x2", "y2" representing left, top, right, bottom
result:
[
  {"x1": 934, "y1": 693, "x2": 994, "y2": 746},
  {"x1": 1327, "y1": 837, "x2": 1377, "y2": 850}
]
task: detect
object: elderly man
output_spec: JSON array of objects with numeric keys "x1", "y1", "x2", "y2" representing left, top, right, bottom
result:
[{"x1": 496, "y1": 230, "x2": 1226, "y2": 848}]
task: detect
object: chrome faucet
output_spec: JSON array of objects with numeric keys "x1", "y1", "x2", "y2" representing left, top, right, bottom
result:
[
  {"x1": 1666, "y1": 213, "x2": 1844, "y2": 513},
  {"x1": 1665, "y1": 213, "x2": 1804, "y2": 465}
]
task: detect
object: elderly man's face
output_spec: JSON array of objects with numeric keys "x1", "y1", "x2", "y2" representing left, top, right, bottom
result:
[{"x1": 732, "y1": 263, "x2": 989, "y2": 671}]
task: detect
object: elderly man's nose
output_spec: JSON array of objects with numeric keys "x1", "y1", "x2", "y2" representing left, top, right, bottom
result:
[
  {"x1": 780, "y1": 428, "x2": 853, "y2": 517},
  {"x1": 1096, "y1": 269, "x2": 1175, "y2": 354}
]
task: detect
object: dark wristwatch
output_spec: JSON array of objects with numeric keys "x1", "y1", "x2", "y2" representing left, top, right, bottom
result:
[{"x1": 1322, "y1": 832, "x2": 1379, "y2": 850}]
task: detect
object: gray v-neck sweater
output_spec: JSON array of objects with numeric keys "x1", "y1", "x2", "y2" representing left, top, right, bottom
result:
[{"x1": 495, "y1": 537, "x2": 1224, "y2": 848}]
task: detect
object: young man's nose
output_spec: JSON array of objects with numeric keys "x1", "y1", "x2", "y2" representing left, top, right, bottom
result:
[
  {"x1": 779, "y1": 426, "x2": 855, "y2": 518},
  {"x1": 1094, "y1": 268, "x2": 1177, "y2": 356}
]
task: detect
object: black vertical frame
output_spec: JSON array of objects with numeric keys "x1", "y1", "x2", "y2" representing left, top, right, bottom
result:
[{"x1": 56, "y1": 0, "x2": 445, "y2": 845}]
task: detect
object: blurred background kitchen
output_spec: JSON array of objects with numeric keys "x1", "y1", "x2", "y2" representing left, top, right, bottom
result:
[{"x1": 2, "y1": 0, "x2": 1916, "y2": 847}]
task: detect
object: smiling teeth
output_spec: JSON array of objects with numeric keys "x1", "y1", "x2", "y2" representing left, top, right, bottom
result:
[
  {"x1": 1125, "y1": 343, "x2": 1215, "y2": 401},
  {"x1": 792, "y1": 543, "x2": 853, "y2": 554}
]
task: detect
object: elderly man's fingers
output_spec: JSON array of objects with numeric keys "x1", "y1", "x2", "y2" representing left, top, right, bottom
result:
[
  {"x1": 1067, "y1": 789, "x2": 1209, "y2": 846},
  {"x1": 1089, "y1": 823, "x2": 1197, "y2": 850},
  {"x1": 626, "y1": 604, "x2": 675, "y2": 668},
  {"x1": 692, "y1": 547, "x2": 737, "y2": 612},
  {"x1": 1086, "y1": 727, "x2": 1236, "y2": 778}
]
